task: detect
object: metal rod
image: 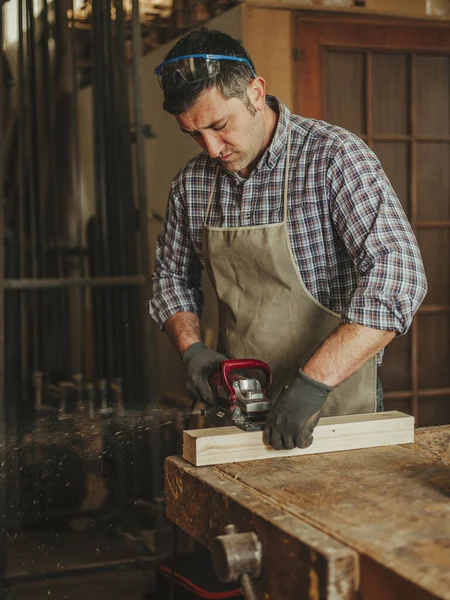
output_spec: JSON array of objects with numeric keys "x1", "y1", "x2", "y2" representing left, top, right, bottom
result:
[
  {"x1": 0, "y1": 0, "x2": 8, "y2": 582},
  {"x1": 69, "y1": 1, "x2": 87, "y2": 378},
  {"x1": 99, "y1": 0, "x2": 114, "y2": 381},
  {"x1": 3, "y1": 275, "x2": 146, "y2": 289},
  {"x1": 45, "y1": 0, "x2": 71, "y2": 378},
  {"x1": 115, "y1": 0, "x2": 135, "y2": 404},
  {"x1": 240, "y1": 574, "x2": 259, "y2": 600},
  {"x1": 91, "y1": 0, "x2": 106, "y2": 382},
  {"x1": 18, "y1": 0, "x2": 28, "y2": 398},
  {"x1": 104, "y1": 0, "x2": 124, "y2": 383},
  {"x1": 131, "y1": 0, "x2": 163, "y2": 503},
  {"x1": 410, "y1": 53, "x2": 419, "y2": 424},
  {"x1": 26, "y1": 0, "x2": 39, "y2": 372}
]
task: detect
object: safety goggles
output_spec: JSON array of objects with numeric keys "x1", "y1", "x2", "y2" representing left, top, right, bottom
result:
[{"x1": 154, "y1": 54, "x2": 257, "y2": 90}]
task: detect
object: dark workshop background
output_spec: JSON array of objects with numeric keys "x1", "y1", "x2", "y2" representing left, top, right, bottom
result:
[{"x1": 0, "y1": 0, "x2": 449, "y2": 598}]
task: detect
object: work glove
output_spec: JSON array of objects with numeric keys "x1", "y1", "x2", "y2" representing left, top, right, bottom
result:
[
  {"x1": 182, "y1": 342, "x2": 227, "y2": 406},
  {"x1": 263, "y1": 368, "x2": 333, "y2": 450}
]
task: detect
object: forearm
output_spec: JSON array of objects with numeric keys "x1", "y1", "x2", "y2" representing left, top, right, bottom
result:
[
  {"x1": 164, "y1": 311, "x2": 202, "y2": 356},
  {"x1": 303, "y1": 323, "x2": 396, "y2": 387}
]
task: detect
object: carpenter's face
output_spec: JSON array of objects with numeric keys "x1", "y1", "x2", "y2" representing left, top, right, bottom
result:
[{"x1": 176, "y1": 84, "x2": 266, "y2": 176}]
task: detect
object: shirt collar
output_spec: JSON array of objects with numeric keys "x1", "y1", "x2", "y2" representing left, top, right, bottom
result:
[{"x1": 265, "y1": 95, "x2": 291, "y2": 169}]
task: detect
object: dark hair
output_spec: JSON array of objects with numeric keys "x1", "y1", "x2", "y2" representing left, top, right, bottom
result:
[{"x1": 162, "y1": 27, "x2": 257, "y2": 115}]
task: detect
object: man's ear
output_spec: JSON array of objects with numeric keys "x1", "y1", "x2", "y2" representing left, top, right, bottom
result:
[{"x1": 247, "y1": 77, "x2": 266, "y2": 112}]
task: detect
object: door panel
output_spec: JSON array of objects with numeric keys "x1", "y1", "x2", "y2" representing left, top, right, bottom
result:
[
  {"x1": 372, "y1": 53, "x2": 409, "y2": 136},
  {"x1": 415, "y1": 55, "x2": 450, "y2": 136},
  {"x1": 295, "y1": 15, "x2": 450, "y2": 426},
  {"x1": 416, "y1": 143, "x2": 450, "y2": 220},
  {"x1": 324, "y1": 51, "x2": 366, "y2": 135}
]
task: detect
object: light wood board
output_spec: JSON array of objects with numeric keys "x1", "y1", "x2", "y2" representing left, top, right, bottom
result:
[{"x1": 183, "y1": 410, "x2": 414, "y2": 466}]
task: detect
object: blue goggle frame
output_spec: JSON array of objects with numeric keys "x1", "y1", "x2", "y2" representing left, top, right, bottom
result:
[{"x1": 155, "y1": 53, "x2": 257, "y2": 89}]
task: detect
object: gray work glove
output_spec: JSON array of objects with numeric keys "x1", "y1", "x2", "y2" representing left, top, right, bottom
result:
[
  {"x1": 263, "y1": 368, "x2": 333, "y2": 450},
  {"x1": 182, "y1": 342, "x2": 227, "y2": 406}
]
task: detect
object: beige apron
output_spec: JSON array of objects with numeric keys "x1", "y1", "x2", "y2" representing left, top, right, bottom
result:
[{"x1": 201, "y1": 129, "x2": 377, "y2": 416}]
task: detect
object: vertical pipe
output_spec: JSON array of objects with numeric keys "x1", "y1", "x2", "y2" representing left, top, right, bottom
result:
[
  {"x1": 26, "y1": 0, "x2": 39, "y2": 373},
  {"x1": 131, "y1": 0, "x2": 162, "y2": 502},
  {"x1": 95, "y1": 0, "x2": 114, "y2": 382},
  {"x1": 18, "y1": 0, "x2": 27, "y2": 397},
  {"x1": 114, "y1": 0, "x2": 134, "y2": 403},
  {"x1": 42, "y1": 0, "x2": 71, "y2": 377},
  {"x1": 410, "y1": 53, "x2": 419, "y2": 424},
  {"x1": 99, "y1": 0, "x2": 114, "y2": 383},
  {"x1": 103, "y1": 0, "x2": 123, "y2": 382},
  {"x1": 0, "y1": 0, "x2": 8, "y2": 581},
  {"x1": 68, "y1": 2, "x2": 87, "y2": 378},
  {"x1": 37, "y1": 2, "x2": 49, "y2": 380},
  {"x1": 91, "y1": 0, "x2": 106, "y2": 382}
]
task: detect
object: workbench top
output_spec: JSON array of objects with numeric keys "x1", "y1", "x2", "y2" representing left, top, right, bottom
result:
[{"x1": 165, "y1": 425, "x2": 450, "y2": 600}]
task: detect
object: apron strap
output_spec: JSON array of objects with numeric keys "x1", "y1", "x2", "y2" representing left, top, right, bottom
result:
[
  {"x1": 204, "y1": 166, "x2": 220, "y2": 227},
  {"x1": 283, "y1": 125, "x2": 292, "y2": 224}
]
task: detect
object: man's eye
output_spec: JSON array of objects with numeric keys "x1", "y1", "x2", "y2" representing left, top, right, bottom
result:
[{"x1": 214, "y1": 122, "x2": 227, "y2": 131}]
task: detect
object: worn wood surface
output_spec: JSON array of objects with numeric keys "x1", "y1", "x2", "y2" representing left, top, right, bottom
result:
[
  {"x1": 165, "y1": 456, "x2": 359, "y2": 600},
  {"x1": 166, "y1": 426, "x2": 450, "y2": 600},
  {"x1": 183, "y1": 411, "x2": 414, "y2": 466}
]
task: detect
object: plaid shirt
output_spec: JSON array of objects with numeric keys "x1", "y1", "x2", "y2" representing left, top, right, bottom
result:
[{"x1": 150, "y1": 96, "x2": 427, "y2": 363}]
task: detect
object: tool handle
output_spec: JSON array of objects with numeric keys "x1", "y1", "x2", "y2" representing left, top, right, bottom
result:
[{"x1": 220, "y1": 359, "x2": 273, "y2": 397}]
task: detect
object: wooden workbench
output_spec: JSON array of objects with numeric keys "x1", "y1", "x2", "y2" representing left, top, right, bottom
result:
[{"x1": 165, "y1": 425, "x2": 450, "y2": 600}]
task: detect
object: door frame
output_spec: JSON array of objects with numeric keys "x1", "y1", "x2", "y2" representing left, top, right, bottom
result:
[{"x1": 294, "y1": 13, "x2": 450, "y2": 423}]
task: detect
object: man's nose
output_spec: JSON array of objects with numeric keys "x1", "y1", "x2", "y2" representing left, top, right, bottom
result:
[{"x1": 202, "y1": 132, "x2": 223, "y2": 158}]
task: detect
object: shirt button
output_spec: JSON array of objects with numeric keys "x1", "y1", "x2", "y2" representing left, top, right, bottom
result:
[{"x1": 243, "y1": 213, "x2": 252, "y2": 221}]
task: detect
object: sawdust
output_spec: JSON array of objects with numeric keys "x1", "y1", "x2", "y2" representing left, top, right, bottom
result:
[{"x1": 409, "y1": 427, "x2": 450, "y2": 466}]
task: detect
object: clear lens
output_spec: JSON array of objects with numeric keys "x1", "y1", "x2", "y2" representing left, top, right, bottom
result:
[{"x1": 158, "y1": 57, "x2": 221, "y2": 90}]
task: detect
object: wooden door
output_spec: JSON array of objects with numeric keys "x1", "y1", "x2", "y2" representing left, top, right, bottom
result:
[{"x1": 295, "y1": 15, "x2": 450, "y2": 427}]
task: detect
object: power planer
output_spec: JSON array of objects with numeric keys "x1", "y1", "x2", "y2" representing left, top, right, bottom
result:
[{"x1": 205, "y1": 359, "x2": 274, "y2": 431}]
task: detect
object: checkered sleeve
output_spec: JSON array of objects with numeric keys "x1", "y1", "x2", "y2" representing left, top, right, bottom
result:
[
  {"x1": 149, "y1": 176, "x2": 204, "y2": 329},
  {"x1": 327, "y1": 135, "x2": 428, "y2": 335}
]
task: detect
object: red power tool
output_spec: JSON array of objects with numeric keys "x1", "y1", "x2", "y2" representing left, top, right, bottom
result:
[{"x1": 206, "y1": 359, "x2": 274, "y2": 431}]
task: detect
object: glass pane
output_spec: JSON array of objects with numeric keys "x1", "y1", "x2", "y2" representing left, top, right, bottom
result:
[
  {"x1": 418, "y1": 314, "x2": 450, "y2": 388},
  {"x1": 379, "y1": 331, "x2": 411, "y2": 391},
  {"x1": 416, "y1": 143, "x2": 450, "y2": 220},
  {"x1": 373, "y1": 142, "x2": 410, "y2": 216},
  {"x1": 415, "y1": 55, "x2": 450, "y2": 136},
  {"x1": 418, "y1": 229, "x2": 450, "y2": 305},
  {"x1": 324, "y1": 50, "x2": 366, "y2": 135},
  {"x1": 372, "y1": 53, "x2": 409, "y2": 135}
]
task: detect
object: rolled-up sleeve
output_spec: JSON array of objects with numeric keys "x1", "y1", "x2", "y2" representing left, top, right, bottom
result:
[
  {"x1": 327, "y1": 137, "x2": 428, "y2": 335},
  {"x1": 149, "y1": 178, "x2": 203, "y2": 330}
]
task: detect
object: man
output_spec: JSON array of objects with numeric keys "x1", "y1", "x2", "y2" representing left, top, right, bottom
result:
[{"x1": 149, "y1": 27, "x2": 427, "y2": 451}]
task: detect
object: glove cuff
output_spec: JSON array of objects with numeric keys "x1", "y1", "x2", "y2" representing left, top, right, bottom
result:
[
  {"x1": 297, "y1": 367, "x2": 334, "y2": 394},
  {"x1": 182, "y1": 341, "x2": 208, "y2": 363}
]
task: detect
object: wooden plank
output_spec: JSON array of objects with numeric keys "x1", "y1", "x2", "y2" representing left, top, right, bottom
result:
[
  {"x1": 241, "y1": 6, "x2": 294, "y2": 109},
  {"x1": 183, "y1": 410, "x2": 414, "y2": 466},
  {"x1": 246, "y1": 1, "x2": 449, "y2": 22},
  {"x1": 165, "y1": 456, "x2": 359, "y2": 600}
]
